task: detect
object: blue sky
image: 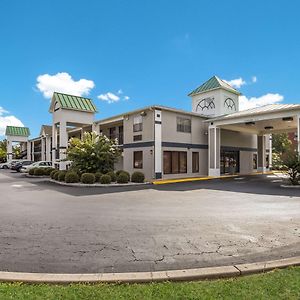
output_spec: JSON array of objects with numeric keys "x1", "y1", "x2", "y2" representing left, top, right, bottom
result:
[{"x1": 0, "y1": 0, "x2": 299, "y2": 138}]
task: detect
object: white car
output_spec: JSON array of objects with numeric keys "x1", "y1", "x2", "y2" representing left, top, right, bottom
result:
[
  {"x1": 20, "y1": 161, "x2": 53, "y2": 173},
  {"x1": 0, "y1": 160, "x2": 19, "y2": 169}
]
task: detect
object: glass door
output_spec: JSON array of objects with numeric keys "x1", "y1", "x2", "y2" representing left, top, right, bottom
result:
[{"x1": 220, "y1": 151, "x2": 240, "y2": 175}]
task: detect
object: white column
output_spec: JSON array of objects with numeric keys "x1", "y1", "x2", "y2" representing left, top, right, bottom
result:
[
  {"x1": 52, "y1": 124, "x2": 57, "y2": 166},
  {"x1": 59, "y1": 121, "x2": 68, "y2": 170},
  {"x1": 257, "y1": 135, "x2": 267, "y2": 172},
  {"x1": 7, "y1": 138, "x2": 13, "y2": 162},
  {"x1": 154, "y1": 109, "x2": 162, "y2": 179},
  {"x1": 26, "y1": 141, "x2": 31, "y2": 160},
  {"x1": 31, "y1": 141, "x2": 35, "y2": 161},
  {"x1": 41, "y1": 137, "x2": 46, "y2": 161},
  {"x1": 269, "y1": 134, "x2": 272, "y2": 170},
  {"x1": 208, "y1": 125, "x2": 220, "y2": 176},
  {"x1": 45, "y1": 136, "x2": 51, "y2": 162},
  {"x1": 297, "y1": 115, "x2": 300, "y2": 154},
  {"x1": 80, "y1": 128, "x2": 84, "y2": 140}
]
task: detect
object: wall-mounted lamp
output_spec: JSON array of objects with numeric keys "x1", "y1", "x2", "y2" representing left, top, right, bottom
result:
[
  {"x1": 282, "y1": 117, "x2": 293, "y2": 122},
  {"x1": 264, "y1": 126, "x2": 274, "y2": 130},
  {"x1": 140, "y1": 111, "x2": 147, "y2": 117},
  {"x1": 245, "y1": 121, "x2": 255, "y2": 126}
]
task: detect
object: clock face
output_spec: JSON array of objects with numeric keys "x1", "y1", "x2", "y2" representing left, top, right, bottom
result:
[{"x1": 196, "y1": 97, "x2": 215, "y2": 112}]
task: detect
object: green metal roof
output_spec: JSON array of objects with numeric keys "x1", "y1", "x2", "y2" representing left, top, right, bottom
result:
[
  {"x1": 52, "y1": 92, "x2": 97, "y2": 112},
  {"x1": 188, "y1": 76, "x2": 241, "y2": 96},
  {"x1": 5, "y1": 126, "x2": 30, "y2": 137}
]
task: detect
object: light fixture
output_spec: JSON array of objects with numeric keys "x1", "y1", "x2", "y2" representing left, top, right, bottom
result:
[
  {"x1": 282, "y1": 117, "x2": 293, "y2": 122},
  {"x1": 245, "y1": 121, "x2": 255, "y2": 125},
  {"x1": 264, "y1": 126, "x2": 273, "y2": 130}
]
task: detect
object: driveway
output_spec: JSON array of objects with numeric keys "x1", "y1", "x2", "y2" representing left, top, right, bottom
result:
[{"x1": 0, "y1": 170, "x2": 299, "y2": 273}]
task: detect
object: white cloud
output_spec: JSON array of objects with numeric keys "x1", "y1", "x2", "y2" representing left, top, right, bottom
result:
[
  {"x1": 98, "y1": 92, "x2": 120, "y2": 103},
  {"x1": 124, "y1": 96, "x2": 130, "y2": 100},
  {"x1": 0, "y1": 107, "x2": 24, "y2": 136},
  {"x1": 117, "y1": 89, "x2": 123, "y2": 94},
  {"x1": 252, "y1": 76, "x2": 257, "y2": 83},
  {"x1": 36, "y1": 72, "x2": 95, "y2": 98},
  {"x1": 224, "y1": 77, "x2": 246, "y2": 89},
  {"x1": 239, "y1": 93, "x2": 284, "y2": 111}
]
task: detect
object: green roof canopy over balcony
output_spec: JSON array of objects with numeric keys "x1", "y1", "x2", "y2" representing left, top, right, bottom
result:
[{"x1": 5, "y1": 126, "x2": 30, "y2": 137}]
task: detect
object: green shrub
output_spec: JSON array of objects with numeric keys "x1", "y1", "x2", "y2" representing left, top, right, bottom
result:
[
  {"x1": 50, "y1": 170, "x2": 58, "y2": 179},
  {"x1": 53, "y1": 171, "x2": 60, "y2": 181},
  {"x1": 28, "y1": 168, "x2": 36, "y2": 175},
  {"x1": 58, "y1": 171, "x2": 67, "y2": 182},
  {"x1": 44, "y1": 167, "x2": 55, "y2": 176},
  {"x1": 116, "y1": 170, "x2": 129, "y2": 177},
  {"x1": 34, "y1": 168, "x2": 45, "y2": 176},
  {"x1": 100, "y1": 174, "x2": 111, "y2": 184},
  {"x1": 81, "y1": 173, "x2": 96, "y2": 184},
  {"x1": 65, "y1": 171, "x2": 79, "y2": 183},
  {"x1": 117, "y1": 172, "x2": 129, "y2": 184},
  {"x1": 95, "y1": 172, "x2": 103, "y2": 182},
  {"x1": 131, "y1": 171, "x2": 145, "y2": 183},
  {"x1": 107, "y1": 171, "x2": 116, "y2": 182}
]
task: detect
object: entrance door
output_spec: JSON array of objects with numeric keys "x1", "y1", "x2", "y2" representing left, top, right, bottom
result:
[{"x1": 220, "y1": 150, "x2": 240, "y2": 174}]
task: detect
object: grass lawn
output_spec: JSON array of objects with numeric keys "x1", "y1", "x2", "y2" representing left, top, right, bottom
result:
[{"x1": 0, "y1": 267, "x2": 299, "y2": 300}]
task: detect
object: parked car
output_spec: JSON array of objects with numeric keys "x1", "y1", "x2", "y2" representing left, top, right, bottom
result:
[
  {"x1": 11, "y1": 160, "x2": 34, "y2": 172},
  {"x1": 0, "y1": 160, "x2": 19, "y2": 169},
  {"x1": 20, "y1": 161, "x2": 52, "y2": 173}
]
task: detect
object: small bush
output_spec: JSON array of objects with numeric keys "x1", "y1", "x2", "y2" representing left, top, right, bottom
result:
[
  {"x1": 34, "y1": 168, "x2": 45, "y2": 176},
  {"x1": 65, "y1": 171, "x2": 79, "y2": 183},
  {"x1": 81, "y1": 173, "x2": 96, "y2": 184},
  {"x1": 44, "y1": 167, "x2": 55, "y2": 176},
  {"x1": 58, "y1": 171, "x2": 67, "y2": 182},
  {"x1": 117, "y1": 172, "x2": 129, "y2": 184},
  {"x1": 50, "y1": 170, "x2": 58, "y2": 179},
  {"x1": 53, "y1": 171, "x2": 60, "y2": 181},
  {"x1": 95, "y1": 172, "x2": 103, "y2": 182},
  {"x1": 28, "y1": 168, "x2": 37, "y2": 175},
  {"x1": 131, "y1": 171, "x2": 145, "y2": 183},
  {"x1": 107, "y1": 171, "x2": 116, "y2": 182},
  {"x1": 116, "y1": 170, "x2": 130, "y2": 178},
  {"x1": 100, "y1": 174, "x2": 111, "y2": 184}
]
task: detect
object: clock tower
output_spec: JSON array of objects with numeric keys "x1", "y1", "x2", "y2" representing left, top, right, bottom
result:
[{"x1": 188, "y1": 76, "x2": 241, "y2": 117}]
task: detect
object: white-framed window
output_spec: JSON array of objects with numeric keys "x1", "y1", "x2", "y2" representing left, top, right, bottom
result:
[
  {"x1": 133, "y1": 115, "x2": 143, "y2": 132},
  {"x1": 177, "y1": 117, "x2": 191, "y2": 133}
]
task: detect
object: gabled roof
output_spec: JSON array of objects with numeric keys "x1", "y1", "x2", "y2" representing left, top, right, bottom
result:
[
  {"x1": 49, "y1": 92, "x2": 97, "y2": 113},
  {"x1": 39, "y1": 125, "x2": 52, "y2": 136},
  {"x1": 188, "y1": 75, "x2": 241, "y2": 96},
  {"x1": 5, "y1": 126, "x2": 30, "y2": 137},
  {"x1": 205, "y1": 104, "x2": 300, "y2": 122}
]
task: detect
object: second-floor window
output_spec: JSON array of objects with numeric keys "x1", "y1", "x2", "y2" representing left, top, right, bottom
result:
[
  {"x1": 177, "y1": 117, "x2": 191, "y2": 133},
  {"x1": 133, "y1": 115, "x2": 143, "y2": 132}
]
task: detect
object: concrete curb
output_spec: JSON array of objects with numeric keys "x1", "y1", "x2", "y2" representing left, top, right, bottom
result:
[
  {"x1": 0, "y1": 256, "x2": 299, "y2": 284},
  {"x1": 280, "y1": 184, "x2": 300, "y2": 188},
  {"x1": 48, "y1": 179, "x2": 150, "y2": 188}
]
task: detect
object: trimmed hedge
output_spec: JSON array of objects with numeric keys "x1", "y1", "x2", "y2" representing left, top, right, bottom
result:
[
  {"x1": 100, "y1": 174, "x2": 111, "y2": 184},
  {"x1": 81, "y1": 173, "x2": 96, "y2": 184},
  {"x1": 95, "y1": 172, "x2": 103, "y2": 183},
  {"x1": 116, "y1": 170, "x2": 130, "y2": 178},
  {"x1": 117, "y1": 172, "x2": 129, "y2": 184},
  {"x1": 44, "y1": 167, "x2": 55, "y2": 176},
  {"x1": 58, "y1": 171, "x2": 67, "y2": 182},
  {"x1": 34, "y1": 168, "x2": 45, "y2": 176},
  {"x1": 53, "y1": 171, "x2": 60, "y2": 181},
  {"x1": 131, "y1": 171, "x2": 145, "y2": 183},
  {"x1": 50, "y1": 170, "x2": 58, "y2": 179},
  {"x1": 65, "y1": 171, "x2": 79, "y2": 183},
  {"x1": 28, "y1": 168, "x2": 37, "y2": 175},
  {"x1": 107, "y1": 171, "x2": 116, "y2": 182}
]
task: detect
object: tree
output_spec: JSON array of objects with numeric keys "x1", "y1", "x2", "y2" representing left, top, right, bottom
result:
[
  {"x1": 0, "y1": 140, "x2": 7, "y2": 163},
  {"x1": 282, "y1": 151, "x2": 300, "y2": 185},
  {"x1": 67, "y1": 131, "x2": 121, "y2": 174},
  {"x1": 272, "y1": 133, "x2": 293, "y2": 169}
]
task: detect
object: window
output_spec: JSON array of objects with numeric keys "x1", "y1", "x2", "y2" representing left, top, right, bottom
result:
[
  {"x1": 109, "y1": 127, "x2": 116, "y2": 139},
  {"x1": 192, "y1": 152, "x2": 199, "y2": 173},
  {"x1": 177, "y1": 117, "x2": 191, "y2": 133},
  {"x1": 253, "y1": 153, "x2": 257, "y2": 169},
  {"x1": 133, "y1": 135, "x2": 142, "y2": 141},
  {"x1": 133, "y1": 151, "x2": 143, "y2": 168},
  {"x1": 133, "y1": 115, "x2": 143, "y2": 132},
  {"x1": 163, "y1": 151, "x2": 187, "y2": 174}
]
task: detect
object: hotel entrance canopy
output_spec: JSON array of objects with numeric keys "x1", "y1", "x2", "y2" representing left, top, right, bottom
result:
[{"x1": 204, "y1": 104, "x2": 300, "y2": 176}]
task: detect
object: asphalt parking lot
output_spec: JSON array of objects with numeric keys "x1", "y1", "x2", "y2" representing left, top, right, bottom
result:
[{"x1": 0, "y1": 170, "x2": 299, "y2": 273}]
